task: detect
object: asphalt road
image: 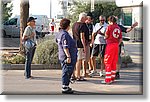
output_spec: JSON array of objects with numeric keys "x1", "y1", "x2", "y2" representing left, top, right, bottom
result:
[
  {"x1": 1, "y1": 37, "x2": 20, "y2": 47},
  {"x1": 124, "y1": 41, "x2": 143, "y2": 64}
]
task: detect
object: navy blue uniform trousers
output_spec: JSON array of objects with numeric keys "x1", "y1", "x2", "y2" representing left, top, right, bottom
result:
[{"x1": 60, "y1": 60, "x2": 76, "y2": 86}]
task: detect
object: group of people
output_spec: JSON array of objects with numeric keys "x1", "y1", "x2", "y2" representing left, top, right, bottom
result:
[
  {"x1": 56, "y1": 12, "x2": 138, "y2": 94},
  {"x1": 22, "y1": 12, "x2": 138, "y2": 94}
]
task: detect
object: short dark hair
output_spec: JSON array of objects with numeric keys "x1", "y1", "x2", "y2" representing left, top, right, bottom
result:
[
  {"x1": 87, "y1": 12, "x2": 93, "y2": 19},
  {"x1": 108, "y1": 16, "x2": 117, "y2": 23},
  {"x1": 60, "y1": 18, "x2": 71, "y2": 30}
]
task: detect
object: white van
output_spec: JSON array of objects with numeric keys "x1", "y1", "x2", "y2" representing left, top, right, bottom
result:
[{"x1": 2, "y1": 15, "x2": 50, "y2": 38}]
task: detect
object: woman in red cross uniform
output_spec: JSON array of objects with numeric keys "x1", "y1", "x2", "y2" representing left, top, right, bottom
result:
[{"x1": 101, "y1": 16, "x2": 122, "y2": 84}]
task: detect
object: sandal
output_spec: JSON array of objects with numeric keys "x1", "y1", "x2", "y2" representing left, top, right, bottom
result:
[
  {"x1": 76, "y1": 77, "x2": 87, "y2": 81},
  {"x1": 82, "y1": 73, "x2": 90, "y2": 78}
]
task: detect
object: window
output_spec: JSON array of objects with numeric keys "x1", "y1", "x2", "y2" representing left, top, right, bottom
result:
[
  {"x1": 123, "y1": 13, "x2": 132, "y2": 26},
  {"x1": 9, "y1": 18, "x2": 17, "y2": 25}
]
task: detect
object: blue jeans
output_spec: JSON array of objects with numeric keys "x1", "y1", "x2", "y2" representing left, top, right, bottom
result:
[
  {"x1": 61, "y1": 60, "x2": 76, "y2": 86},
  {"x1": 25, "y1": 47, "x2": 36, "y2": 78}
]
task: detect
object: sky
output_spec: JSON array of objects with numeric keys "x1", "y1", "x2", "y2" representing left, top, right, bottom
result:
[
  {"x1": 11, "y1": 0, "x2": 143, "y2": 18},
  {"x1": 11, "y1": 0, "x2": 58, "y2": 18}
]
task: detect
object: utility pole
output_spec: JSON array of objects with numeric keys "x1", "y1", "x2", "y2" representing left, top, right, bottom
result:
[
  {"x1": 50, "y1": 0, "x2": 52, "y2": 19},
  {"x1": 91, "y1": 0, "x2": 94, "y2": 12},
  {"x1": 20, "y1": 0, "x2": 29, "y2": 52}
]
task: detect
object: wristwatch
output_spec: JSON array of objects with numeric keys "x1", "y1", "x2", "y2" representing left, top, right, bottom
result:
[{"x1": 131, "y1": 26, "x2": 134, "y2": 29}]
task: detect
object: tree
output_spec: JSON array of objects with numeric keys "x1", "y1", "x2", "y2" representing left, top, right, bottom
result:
[
  {"x1": 19, "y1": 0, "x2": 29, "y2": 53},
  {"x1": 67, "y1": 0, "x2": 90, "y2": 25},
  {"x1": 1, "y1": 1, "x2": 13, "y2": 23},
  {"x1": 92, "y1": 2, "x2": 121, "y2": 24},
  {"x1": 67, "y1": 0, "x2": 121, "y2": 25}
]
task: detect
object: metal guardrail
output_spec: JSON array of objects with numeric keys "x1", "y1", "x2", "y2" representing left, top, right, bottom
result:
[{"x1": 130, "y1": 28, "x2": 143, "y2": 42}]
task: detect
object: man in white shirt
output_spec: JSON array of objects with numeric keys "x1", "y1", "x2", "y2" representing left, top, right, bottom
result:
[{"x1": 89, "y1": 15, "x2": 108, "y2": 77}]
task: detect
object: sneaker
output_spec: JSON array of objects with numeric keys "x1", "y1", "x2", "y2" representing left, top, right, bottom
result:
[
  {"x1": 101, "y1": 80, "x2": 112, "y2": 85},
  {"x1": 99, "y1": 71, "x2": 104, "y2": 77},
  {"x1": 88, "y1": 70, "x2": 97, "y2": 77},
  {"x1": 62, "y1": 87, "x2": 74, "y2": 94},
  {"x1": 115, "y1": 72, "x2": 120, "y2": 79},
  {"x1": 25, "y1": 76, "x2": 34, "y2": 79}
]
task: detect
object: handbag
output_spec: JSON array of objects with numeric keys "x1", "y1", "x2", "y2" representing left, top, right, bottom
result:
[
  {"x1": 24, "y1": 27, "x2": 36, "y2": 50},
  {"x1": 23, "y1": 39, "x2": 36, "y2": 50}
]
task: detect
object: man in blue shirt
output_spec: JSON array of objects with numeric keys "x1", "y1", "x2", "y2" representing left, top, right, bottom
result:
[
  {"x1": 56, "y1": 30, "x2": 77, "y2": 63},
  {"x1": 56, "y1": 18, "x2": 77, "y2": 94}
]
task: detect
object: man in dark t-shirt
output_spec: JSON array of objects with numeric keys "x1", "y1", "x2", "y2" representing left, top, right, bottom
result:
[
  {"x1": 72, "y1": 22, "x2": 89, "y2": 48},
  {"x1": 72, "y1": 12, "x2": 89, "y2": 80}
]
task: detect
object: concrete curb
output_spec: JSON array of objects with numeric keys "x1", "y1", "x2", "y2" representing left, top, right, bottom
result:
[
  {"x1": 1, "y1": 63, "x2": 138, "y2": 70},
  {"x1": 1, "y1": 64, "x2": 61, "y2": 70},
  {"x1": 0, "y1": 47, "x2": 19, "y2": 50}
]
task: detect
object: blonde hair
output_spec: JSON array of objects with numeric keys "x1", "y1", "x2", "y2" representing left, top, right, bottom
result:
[{"x1": 27, "y1": 22, "x2": 31, "y2": 26}]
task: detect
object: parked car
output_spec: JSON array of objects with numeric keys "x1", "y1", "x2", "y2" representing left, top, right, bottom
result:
[{"x1": 2, "y1": 15, "x2": 50, "y2": 38}]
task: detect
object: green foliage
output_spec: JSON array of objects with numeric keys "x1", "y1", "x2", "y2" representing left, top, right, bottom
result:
[
  {"x1": 1, "y1": 59, "x2": 12, "y2": 64},
  {"x1": 0, "y1": 54, "x2": 25, "y2": 64},
  {"x1": 92, "y1": 2, "x2": 121, "y2": 24},
  {"x1": 11, "y1": 55, "x2": 25, "y2": 64},
  {"x1": 67, "y1": 0, "x2": 121, "y2": 25},
  {"x1": 33, "y1": 40, "x2": 59, "y2": 64},
  {"x1": 67, "y1": 0, "x2": 91, "y2": 25},
  {"x1": 2, "y1": 1, "x2": 13, "y2": 23}
]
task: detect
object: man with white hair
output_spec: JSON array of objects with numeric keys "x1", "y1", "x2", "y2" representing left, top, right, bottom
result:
[{"x1": 72, "y1": 12, "x2": 90, "y2": 81}]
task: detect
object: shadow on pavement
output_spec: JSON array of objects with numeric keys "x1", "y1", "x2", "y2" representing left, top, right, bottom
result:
[
  {"x1": 83, "y1": 71, "x2": 143, "y2": 86},
  {"x1": 31, "y1": 76, "x2": 61, "y2": 81}
]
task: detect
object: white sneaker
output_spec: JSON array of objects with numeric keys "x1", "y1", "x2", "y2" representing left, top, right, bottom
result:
[
  {"x1": 101, "y1": 80, "x2": 112, "y2": 85},
  {"x1": 88, "y1": 70, "x2": 97, "y2": 77},
  {"x1": 99, "y1": 71, "x2": 104, "y2": 77}
]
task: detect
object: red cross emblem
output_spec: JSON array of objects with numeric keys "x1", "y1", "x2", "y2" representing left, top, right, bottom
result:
[{"x1": 113, "y1": 28, "x2": 120, "y2": 38}]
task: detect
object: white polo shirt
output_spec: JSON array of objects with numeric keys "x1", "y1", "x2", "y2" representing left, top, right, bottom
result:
[{"x1": 93, "y1": 22, "x2": 108, "y2": 44}]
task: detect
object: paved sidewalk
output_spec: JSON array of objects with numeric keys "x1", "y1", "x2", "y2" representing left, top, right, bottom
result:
[
  {"x1": 1, "y1": 41, "x2": 143, "y2": 95},
  {"x1": 1, "y1": 65, "x2": 142, "y2": 95}
]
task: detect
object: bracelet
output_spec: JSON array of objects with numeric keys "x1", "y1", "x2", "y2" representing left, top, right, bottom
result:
[{"x1": 67, "y1": 57, "x2": 71, "y2": 58}]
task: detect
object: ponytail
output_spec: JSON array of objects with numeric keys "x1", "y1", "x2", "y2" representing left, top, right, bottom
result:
[{"x1": 108, "y1": 16, "x2": 116, "y2": 23}]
